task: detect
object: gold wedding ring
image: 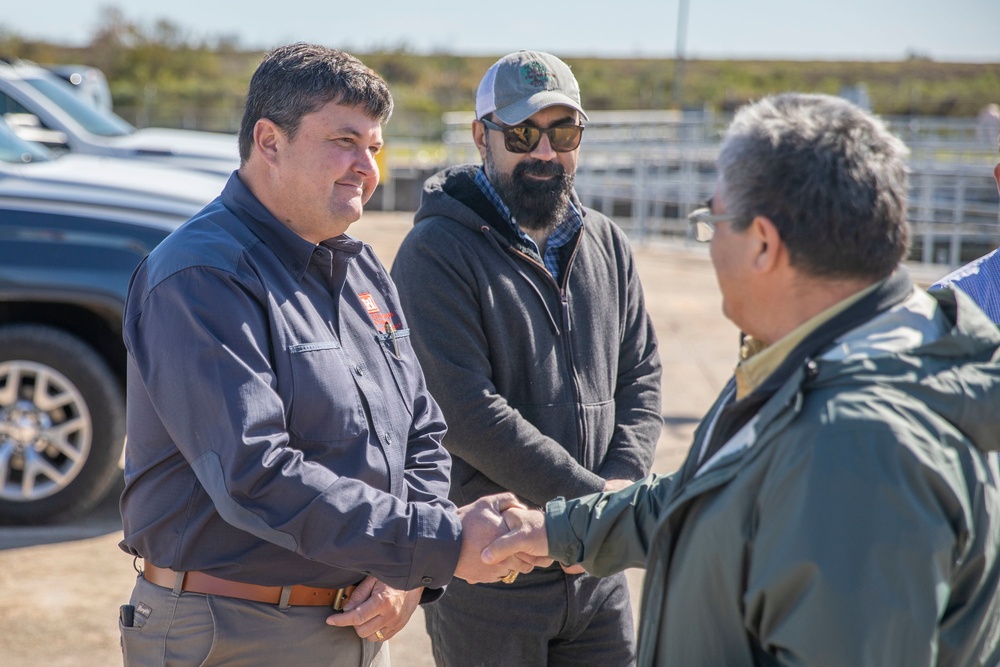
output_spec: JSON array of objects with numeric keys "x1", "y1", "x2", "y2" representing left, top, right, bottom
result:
[
  {"x1": 375, "y1": 629, "x2": 385, "y2": 641},
  {"x1": 500, "y1": 569, "x2": 518, "y2": 584}
]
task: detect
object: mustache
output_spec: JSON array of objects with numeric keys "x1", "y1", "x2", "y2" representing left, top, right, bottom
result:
[{"x1": 514, "y1": 159, "x2": 565, "y2": 180}]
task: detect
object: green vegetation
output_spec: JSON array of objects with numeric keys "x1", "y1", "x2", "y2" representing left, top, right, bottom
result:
[{"x1": 2, "y1": 8, "x2": 997, "y2": 136}]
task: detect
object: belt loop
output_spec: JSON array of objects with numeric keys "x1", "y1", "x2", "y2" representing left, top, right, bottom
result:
[
  {"x1": 278, "y1": 586, "x2": 292, "y2": 611},
  {"x1": 172, "y1": 571, "x2": 186, "y2": 597}
]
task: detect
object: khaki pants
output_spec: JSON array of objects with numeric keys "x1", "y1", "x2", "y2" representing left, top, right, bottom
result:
[{"x1": 120, "y1": 574, "x2": 389, "y2": 666}]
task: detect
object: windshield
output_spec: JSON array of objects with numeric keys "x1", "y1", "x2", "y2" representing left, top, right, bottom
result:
[
  {"x1": 0, "y1": 118, "x2": 53, "y2": 163},
  {"x1": 24, "y1": 75, "x2": 134, "y2": 138}
]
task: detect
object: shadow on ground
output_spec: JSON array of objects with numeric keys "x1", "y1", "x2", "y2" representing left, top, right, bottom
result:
[{"x1": 0, "y1": 477, "x2": 124, "y2": 550}]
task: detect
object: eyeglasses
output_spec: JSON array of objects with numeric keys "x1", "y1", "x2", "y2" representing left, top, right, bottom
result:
[
  {"x1": 480, "y1": 118, "x2": 585, "y2": 154},
  {"x1": 687, "y1": 198, "x2": 735, "y2": 242}
]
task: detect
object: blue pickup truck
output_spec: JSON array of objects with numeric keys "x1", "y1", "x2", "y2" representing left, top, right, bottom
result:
[{"x1": 0, "y1": 119, "x2": 225, "y2": 523}]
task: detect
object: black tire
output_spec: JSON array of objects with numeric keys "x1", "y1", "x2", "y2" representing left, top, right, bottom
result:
[{"x1": 0, "y1": 324, "x2": 125, "y2": 524}]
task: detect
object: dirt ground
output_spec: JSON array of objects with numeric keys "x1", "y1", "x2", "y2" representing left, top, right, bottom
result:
[{"x1": 0, "y1": 211, "x2": 947, "y2": 666}]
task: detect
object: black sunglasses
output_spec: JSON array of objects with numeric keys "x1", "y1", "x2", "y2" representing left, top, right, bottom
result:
[{"x1": 480, "y1": 118, "x2": 585, "y2": 153}]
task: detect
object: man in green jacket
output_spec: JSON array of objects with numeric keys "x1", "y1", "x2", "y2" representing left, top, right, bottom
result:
[{"x1": 482, "y1": 92, "x2": 1000, "y2": 666}]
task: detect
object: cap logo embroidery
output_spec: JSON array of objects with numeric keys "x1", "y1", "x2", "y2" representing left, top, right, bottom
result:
[{"x1": 521, "y1": 62, "x2": 550, "y2": 88}]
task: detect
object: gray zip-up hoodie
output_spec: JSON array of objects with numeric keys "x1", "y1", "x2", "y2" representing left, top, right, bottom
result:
[{"x1": 391, "y1": 164, "x2": 662, "y2": 507}]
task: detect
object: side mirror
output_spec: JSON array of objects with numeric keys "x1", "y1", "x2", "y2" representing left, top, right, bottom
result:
[{"x1": 4, "y1": 113, "x2": 69, "y2": 149}]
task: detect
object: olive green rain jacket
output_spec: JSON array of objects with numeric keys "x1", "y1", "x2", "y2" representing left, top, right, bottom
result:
[{"x1": 546, "y1": 273, "x2": 1000, "y2": 666}]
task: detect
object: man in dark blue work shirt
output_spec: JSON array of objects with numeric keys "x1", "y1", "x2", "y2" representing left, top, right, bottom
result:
[{"x1": 118, "y1": 43, "x2": 530, "y2": 667}]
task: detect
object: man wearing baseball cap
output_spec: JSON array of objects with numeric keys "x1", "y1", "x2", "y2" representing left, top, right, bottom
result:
[{"x1": 392, "y1": 51, "x2": 662, "y2": 665}]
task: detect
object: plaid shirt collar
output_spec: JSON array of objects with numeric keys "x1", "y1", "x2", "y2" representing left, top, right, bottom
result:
[{"x1": 474, "y1": 167, "x2": 582, "y2": 282}]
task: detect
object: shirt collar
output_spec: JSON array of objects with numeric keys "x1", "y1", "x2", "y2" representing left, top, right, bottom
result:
[
  {"x1": 221, "y1": 172, "x2": 363, "y2": 280},
  {"x1": 734, "y1": 281, "x2": 881, "y2": 399},
  {"x1": 474, "y1": 166, "x2": 513, "y2": 224}
]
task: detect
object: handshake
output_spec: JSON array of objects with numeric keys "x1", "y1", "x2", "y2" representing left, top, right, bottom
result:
[{"x1": 452, "y1": 492, "x2": 568, "y2": 585}]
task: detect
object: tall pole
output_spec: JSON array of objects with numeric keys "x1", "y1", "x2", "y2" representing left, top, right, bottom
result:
[{"x1": 673, "y1": 0, "x2": 690, "y2": 107}]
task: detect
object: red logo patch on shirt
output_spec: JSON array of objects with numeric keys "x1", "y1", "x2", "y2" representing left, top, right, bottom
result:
[
  {"x1": 358, "y1": 292, "x2": 380, "y2": 314},
  {"x1": 358, "y1": 292, "x2": 396, "y2": 329}
]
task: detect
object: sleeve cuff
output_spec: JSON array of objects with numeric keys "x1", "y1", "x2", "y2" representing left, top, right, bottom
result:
[
  {"x1": 406, "y1": 505, "x2": 463, "y2": 591},
  {"x1": 544, "y1": 497, "x2": 581, "y2": 566}
]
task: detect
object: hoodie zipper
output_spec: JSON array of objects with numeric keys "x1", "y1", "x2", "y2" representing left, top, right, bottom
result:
[
  {"x1": 479, "y1": 227, "x2": 561, "y2": 334},
  {"x1": 487, "y1": 226, "x2": 590, "y2": 470}
]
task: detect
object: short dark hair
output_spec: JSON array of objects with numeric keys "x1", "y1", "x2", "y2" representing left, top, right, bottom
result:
[
  {"x1": 718, "y1": 93, "x2": 910, "y2": 280},
  {"x1": 238, "y1": 43, "x2": 393, "y2": 163}
]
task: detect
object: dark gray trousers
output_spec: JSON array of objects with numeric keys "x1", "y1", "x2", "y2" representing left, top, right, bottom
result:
[
  {"x1": 424, "y1": 569, "x2": 635, "y2": 667},
  {"x1": 120, "y1": 574, "x2": 388, "y2": 666}
]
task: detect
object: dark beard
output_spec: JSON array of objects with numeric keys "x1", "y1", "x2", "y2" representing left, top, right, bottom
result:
[{"x1": 485, "y1": 144, "x2": 575, "y2": 233}]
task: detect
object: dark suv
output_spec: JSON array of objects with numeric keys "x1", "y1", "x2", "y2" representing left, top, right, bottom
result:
[{"x1": 0, "y1": 120, "x2": 224, "y2": 523}]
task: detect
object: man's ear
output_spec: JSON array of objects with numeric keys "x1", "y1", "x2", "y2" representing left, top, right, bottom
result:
[
  {"x1": 253, "y1": 118, "x2": 282, "y2": 167},
  {"x1": 472, "y1": 120, "x2": 489, "y2": 163},
  {"x1": 749, "y1": 215, "x2": 786, "y2": 274}
]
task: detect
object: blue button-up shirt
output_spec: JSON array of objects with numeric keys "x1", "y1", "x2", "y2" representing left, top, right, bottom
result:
[
  {"x1": 474, "y1": 167, "x2": 582, "y2": 283},
  {"x1": 931, "y1": 248, "x2": 1000, "y2": 324},
  {"x1": 120, "y1": 173, "x2": 461, "y2": 590}
]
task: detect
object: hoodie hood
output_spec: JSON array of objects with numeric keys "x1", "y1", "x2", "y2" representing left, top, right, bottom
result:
[
  {"x1": 414, "y1": 164, "x2": 569, "y2": 333},
  {"x1": 415, "y1": 164, "x2": 484, "y2": 231},
  {"x1": 415, "y1": 163, "x2": 586, "y2": 242}
]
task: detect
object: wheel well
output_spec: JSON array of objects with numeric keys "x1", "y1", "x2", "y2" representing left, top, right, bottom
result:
[{"x1": 0, "y1": 301, "x2": 125, "y2": 388}]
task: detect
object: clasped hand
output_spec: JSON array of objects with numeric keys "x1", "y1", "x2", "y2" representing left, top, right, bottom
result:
[
  {"x1": 325, "y1": 493, "x2": 557, "y2": 640},
  {"x1": 326, "y1": 576, "x2": 422, "y2": 642},
  {"x1": 453, "y1": 493, "x2": 557, "y2": 584}
]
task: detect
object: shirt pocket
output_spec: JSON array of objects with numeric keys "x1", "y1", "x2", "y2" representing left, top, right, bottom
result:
[
  {"x1": 287, "y1": 341, "x2": 365, "y2": 441},
  {"x1": 374, "y1": 327, "x2": 417, "y2": 419}
]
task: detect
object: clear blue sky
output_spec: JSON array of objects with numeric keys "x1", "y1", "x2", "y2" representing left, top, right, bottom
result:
[{"x1": 3, "y1": 0, "x2": 998, "y2": 62}]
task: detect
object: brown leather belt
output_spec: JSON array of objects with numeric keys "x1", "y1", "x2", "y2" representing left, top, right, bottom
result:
[{"x1": 143, "y1": 563, "x2": 356, "y2": 609}]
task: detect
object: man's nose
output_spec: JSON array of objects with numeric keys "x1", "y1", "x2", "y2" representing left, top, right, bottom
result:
[
  {"x1": 355, "y1": 147, "x2": 378, "y2": 176},
  {"x1": 529, "y1": 133, "x2": 558, "y2": 160}
]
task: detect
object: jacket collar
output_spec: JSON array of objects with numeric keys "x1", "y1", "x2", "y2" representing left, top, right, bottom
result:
[
  {"x1": 687, "y1": 269, "x2": 914, "y2": 480},
  {"x1": 693, "y1": 271, "x2": 964, "y2": 481},
  {"x1": 736, "y1": 282, "x2": 878, "y2": 398},
  {"x1": 744, "y1": 268, "x2": 914, "y2": 407}
]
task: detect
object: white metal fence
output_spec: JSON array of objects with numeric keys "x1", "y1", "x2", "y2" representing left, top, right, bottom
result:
[{"x1": 441, "y1": 111, "x2": 999, "y2": 267}]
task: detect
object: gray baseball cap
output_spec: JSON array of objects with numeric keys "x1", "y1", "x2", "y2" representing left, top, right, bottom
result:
[{"x1": 475, "y1": 51, "x2": 588, "y2": 125}]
